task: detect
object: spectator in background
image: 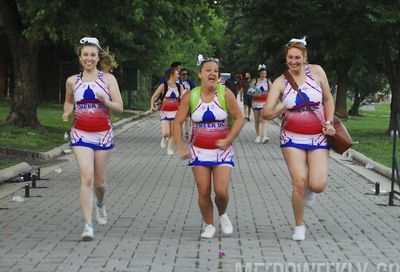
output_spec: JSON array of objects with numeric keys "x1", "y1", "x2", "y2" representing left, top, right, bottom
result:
[
  {"x1": 224, "y1": 73, "x2": 238, "y2": 98},
  {"x1": 240, "y1": 72, "x2": 252, "y2": 121},
  {"x1": 180, "y1": 68, "x2": 196, "y2": 140}
]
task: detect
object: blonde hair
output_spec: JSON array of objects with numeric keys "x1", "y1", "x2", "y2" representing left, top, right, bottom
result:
[
  {"x1": 78, "y1": 44, "x2": 118, "y2": 72},
  {"x1": 284, "y1": 43, "x2": 308, "y2": 61}
]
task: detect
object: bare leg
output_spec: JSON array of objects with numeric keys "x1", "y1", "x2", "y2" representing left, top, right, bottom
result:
[
  {"x1": 282, "y1": 147, "x2": 308, "y2": 226},
  {"x1": 307, "y1": 149, "x2": 329, "y2": 193},
  {"x1": 93, "y1": 150, "x2": 111, "y2": 205},
  {"x1": 73, "y1": 146, "x2": 95, "y2": 225},
  {"x1": 253, "y1": 109, "x2": 260, "y2": 137},
  {"x1": 193, "y1": 166, "x2": 213, "y2": 224},
  {"x1": 212, "y1": 166, "x2": 232, "y2": 215}
]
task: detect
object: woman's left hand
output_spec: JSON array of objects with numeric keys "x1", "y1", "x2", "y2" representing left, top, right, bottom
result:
[
  {"x1": 216, "y1": 138, "x2": 230, "y2": 149},
  {"x1": 97, "y1": 92, "x2": 109, "y2": 105},
  {"x1": 323, "y1": 124, "x2": 336, "y2": 136}
]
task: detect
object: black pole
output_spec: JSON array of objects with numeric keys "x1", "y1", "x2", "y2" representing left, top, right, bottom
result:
[
  {"x1": 32, "y1": 174, "x2": 37, "y2": 188},
  {"x1": 389, "y1": 110, "x2": 400, "y2": 206},
  {"x1": 25, "y1": 184, "x2": 30, "y2": 197}
]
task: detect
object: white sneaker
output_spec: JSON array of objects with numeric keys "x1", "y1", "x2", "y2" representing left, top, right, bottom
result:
[
  {"x1": 95, "y1": 203, "x2": 107, "y2": 225},
  {"x1": 160, "y1": 137, "x2": 167, "y2": 148},
  {"x1": 292, "y1": 225, "x2": 306, "y2": 241},
  {"x1": 262, "y1": 136, "x2": 270, "y2": 144},
  {"x1": 167, "y1": 149, "x2": 174, "y2": 156},
  {"x1": 220, "y1": 213, "x2": 233, "y2": 234},
  {"x1": 254, "y1": 136, "x2": 261, "y2": 143},
  {"x1": 201, "y1": 224, "x2": 216, "y2": 239},
  {"x1": 306, "y1": 188, "x2": 316, "y2": 207},
  {"x1": 81, "y1": 224, "x2": 94, "y2": 241}
]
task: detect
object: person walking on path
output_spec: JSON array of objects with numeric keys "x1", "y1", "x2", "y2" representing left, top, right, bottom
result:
[
  {"x1": 62, "y1": 37, "x2": 123, "y2": 241},
  {"x1": 240, "y1": 72, "x2": 252, "y2": 121},
  {"x1": 262, "y1": 37, "x2": 335, "y2": 241},
  {"x1": 173, "y1": 54, "x2": 244, "y2": 239},
  {"x1": 180, "y1": 68, "x2": 196, "y2": 140},
  {"x1": 249, "y1": 64, "x2": 272, "y2": 143},
  {"x1": 151, "y1": 67, "x2": 184, "y2": 155}
]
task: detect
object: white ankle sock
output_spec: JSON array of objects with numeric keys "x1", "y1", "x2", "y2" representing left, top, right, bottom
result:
[{"x1": 292, "y1": 225, "x2": 306, "y2": 241}]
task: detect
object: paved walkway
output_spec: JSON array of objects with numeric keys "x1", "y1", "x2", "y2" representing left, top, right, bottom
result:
[{"x1": 0, "y1": 113, "x2": 399, "y2": 272}]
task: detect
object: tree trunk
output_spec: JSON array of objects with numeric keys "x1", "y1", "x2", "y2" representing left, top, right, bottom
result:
[
  {"x1": 348, "y1": 90, "x2": 361, "y2": 116},
  {"x1": 335, "y1": 68, "x2": 349, "y2": 118},
  {"x1": 0, "y1": 0, "x2": 41, "y2": 127},
  {"x1": 386, "y1": 64, "x2": 400, "y2": 135},
  {"x1": 6, "y1": 39, "x2": 41, "y2": 128}
]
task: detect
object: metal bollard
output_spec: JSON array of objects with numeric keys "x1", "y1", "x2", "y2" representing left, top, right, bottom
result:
[
  {"x1": 32, "y1": 175, "x2": 37, "y2": 188},
  {"x1": 25, "y1": 183, "x2": 30, "y2": 197},
  {"x1": 375, "y1": 182, "x2": 380, "y2": 195}
]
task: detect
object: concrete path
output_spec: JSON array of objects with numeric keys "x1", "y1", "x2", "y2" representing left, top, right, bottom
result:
[{"x1": 0, "y1": 113, "x2": 399, "y2": 272}]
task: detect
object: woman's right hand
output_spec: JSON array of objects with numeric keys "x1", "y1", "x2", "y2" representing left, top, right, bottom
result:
[
  {"x1": 178, "y1": 148, "x2": 190, "y2": 160},
  {"x1": 62, "y1": 112, "x2": 70, "y2": 122}
]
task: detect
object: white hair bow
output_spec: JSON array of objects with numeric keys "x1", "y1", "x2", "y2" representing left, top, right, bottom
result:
[
  {"x1": 197, "y1": 54, "x2": 219, "y2": 67},
  {"x1": 258, "y1": 64, "x2": 267, "y2": 71},
  {"x1": 197, "y1": 54, "x2": 204, "y2": 66},
  {"x1": 288, "y1": 36, "x2": 307, "y2": 46},
  {"x1": 80, "y1": 37, "x2": 103, "y2": 50}
]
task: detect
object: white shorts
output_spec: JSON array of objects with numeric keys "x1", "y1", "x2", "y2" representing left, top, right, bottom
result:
[
  {"x1": 188, "y1": 145, "x2": 234, "y2": 167},
  {"x1": 70, "y1": 127, "x2": 114, "y2": 150}
]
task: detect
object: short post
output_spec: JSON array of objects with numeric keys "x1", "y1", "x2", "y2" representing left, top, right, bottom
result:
[
  {"x1": 25, "y1": 184, "x2": 30, "y2": 197},
  {"x1": 375, "y1": 182, "x2": 380, "y2": 195},
  {"x1": 32, "y1": 175, "x2": 37, "y2": 188}
]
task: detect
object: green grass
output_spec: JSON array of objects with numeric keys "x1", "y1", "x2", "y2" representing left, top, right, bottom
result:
[
  {"x1": 343, "y1": 103, "x2": 396, "y2": 167},
  {"x1": 0, "y1": 161, "x2": 19, "y2": 170},
  {"x1": 0, "y1": 101, "x2": 136, "y2": 152}
]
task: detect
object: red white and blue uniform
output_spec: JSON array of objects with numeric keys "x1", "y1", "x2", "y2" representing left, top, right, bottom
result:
[
  {"x1": 70, "y1": 72, "x2": 114, "y2": 150},
  {"x1": 160, "y1": 84, "x2": 180, "y2": 121},
  {"x1": 252, "y1": 78, "x2": 269, "y2": 110},
  {"x1": 189, "y1": 92, "x2": 234, "y2": 167},
  {"x1": 280, "y1": 66, "x2": 328, "y2": 150}
]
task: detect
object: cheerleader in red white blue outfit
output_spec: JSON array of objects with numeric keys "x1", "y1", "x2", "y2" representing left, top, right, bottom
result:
[
  {"x1": 151, "y1": 67, "x2": 183, "y2": 155},
  {"x1": 173, "y1": 54, "x2": 244, "y2": 239},
  {"x1": 63, "y1": 37, "x2": 123, "y2": 241},
  {"x1": 262, "y1": 37, "x2": 336, "y2": 241},
  {"x1": 249, "y1": 64, "x2": 272, "y2": 143}
]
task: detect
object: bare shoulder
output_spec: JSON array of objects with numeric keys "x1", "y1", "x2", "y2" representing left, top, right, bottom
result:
[
  {"x1": 308, "y1": 64, "x2": 325, "y2": 75},
  {"x1": 102, "y1": 72, "x2": 117, "y2": 82},
  {"x1": 272, "y1": 74, "x2": 286, "y2": 86},
  {"x1": 66, "y1": 74, "x2": 78, "y2": 86}
]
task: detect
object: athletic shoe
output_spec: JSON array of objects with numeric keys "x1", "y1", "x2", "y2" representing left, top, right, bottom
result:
[
  {"x1": 220, "y1": 213, "x2": 233, "y2": 234},
  {"x1": 81, "y1": 224, "x2": 94, "y2": 241},
  {"x1": 292, "y1": 225, "x2": 306, "y2": 241},
  {"x1": 184, "y1": 132, "x2": 190, "y2": 141},
  {"x1": 95, "y1": 203, "x2": 107, "y2": 225},
  {"x1": 167, "y1": 149, "x2": 174, "y2": 156},
  {"x1": 254, "y1": 136, "x2": 261, "y2": 143},
  {"x1": 201, "y1": 224, "x2": 216, "y2": 239},
  {"x1": 160, "y1": 137, "x2": 167, "y2": 148},
  {"x1": 306, "y1": 188, "x2": 316, "y2": 207},
  {"x1": 262, "y1": 136, "x2": 270, "y2": 144}
]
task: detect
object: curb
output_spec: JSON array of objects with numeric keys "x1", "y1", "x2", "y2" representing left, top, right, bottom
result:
[
  {"x1": 343, "y1": 149, "x2": 392, "y2": 179},
  {"x1": 0, "y1": 111, "x2": 153, "y2": 183},
  {"x1": 0, "y1": 162, "x2": 32, "y2": 183}
]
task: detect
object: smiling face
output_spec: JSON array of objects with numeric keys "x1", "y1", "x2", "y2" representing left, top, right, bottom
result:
[
  {"x1": 285, "y1": 47, "x2": 307, "y2": 72},
  {"x1": 79, "y1": 45, "x2": 100, "y2": 71},
  {"x1": 258, "y1": 70, "x2": 267, "y2": 79},
  {"x1": 198, "y1": 61, "x2": 219, "y2": 90}
]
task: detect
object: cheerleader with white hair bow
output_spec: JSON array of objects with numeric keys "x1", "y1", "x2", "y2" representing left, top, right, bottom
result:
[
  {"x1": 249, "y1": 64, "x2": 272, "y2": 143},
  {"x1": 262, "y1": 37, "x2": 335, "y2": 241}
]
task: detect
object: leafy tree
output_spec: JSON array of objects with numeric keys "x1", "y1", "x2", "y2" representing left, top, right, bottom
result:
[{"x1": 366, "y1": 1, "x2": 400, "y2": 134}]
